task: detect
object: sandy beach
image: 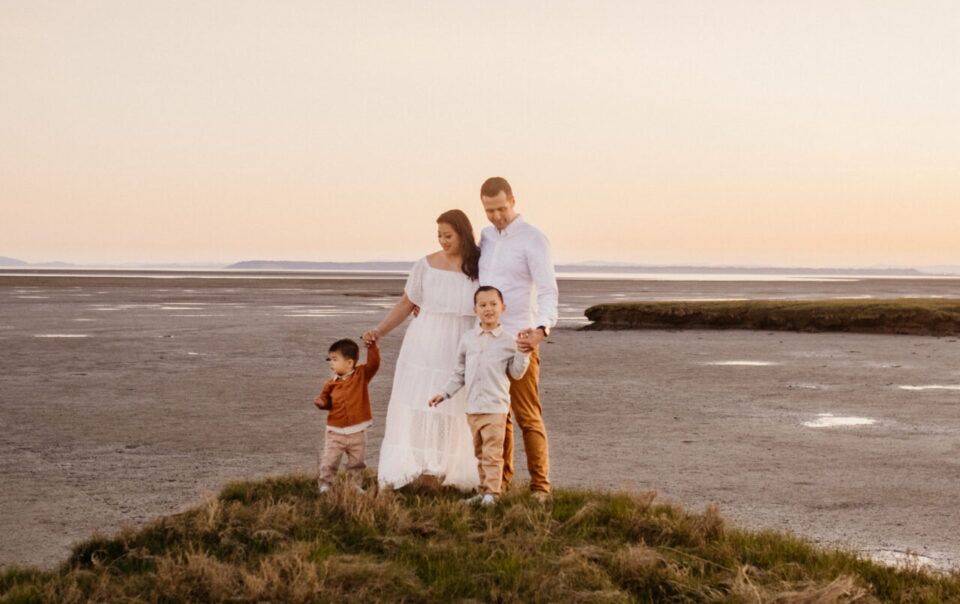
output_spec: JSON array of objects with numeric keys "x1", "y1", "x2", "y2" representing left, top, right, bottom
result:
[{"x1": 1, "y1": 272, "x2": 959, "y2": 570}]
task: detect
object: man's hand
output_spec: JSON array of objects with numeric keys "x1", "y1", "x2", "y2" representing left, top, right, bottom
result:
[
  {"x1": 428, "y1": 394, "x2": 445, "y2": 407},
  {"x1": 412, "y1": 305, "x2": 421, "y2": 317},
  {"x1": 516, "y1": 328, "x2": 545, "y2": 353}
]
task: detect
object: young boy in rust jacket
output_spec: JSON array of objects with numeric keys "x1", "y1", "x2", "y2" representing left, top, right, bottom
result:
[{"x1": 313, "y1": 338, "x2": 380, "y2": 492}]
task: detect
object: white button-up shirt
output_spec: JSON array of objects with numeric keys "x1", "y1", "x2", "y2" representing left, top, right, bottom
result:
[
  {"x1": 440, "y1": 324, "x2": 531, "y2": 414},
  {"x1": 478, "y1": 215, "x2": 559, "y2": 336}
]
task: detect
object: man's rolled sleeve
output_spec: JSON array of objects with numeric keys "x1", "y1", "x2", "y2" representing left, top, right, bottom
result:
[{"x1": 528, "y1": 232, "x2": 559, "y2": 329}]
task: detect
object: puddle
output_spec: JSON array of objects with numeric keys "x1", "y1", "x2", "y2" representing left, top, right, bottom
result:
[
  {"x1": 283, "y1": 309, "x2": 377, "y2": 317},
  {"x1": 803, "y1": 413, "x2": 876, "y2": 428},
  {"x1": 705, "y1": 361, "x2": 778, "y2": 366},
  {"x1": 899, "y1": 385, "x2": 960, "y2": 391},
  {"x1": 870, "y1": 549, "x2": 942, "y2": 570},
  {"x1": 34, "y1": 334, "x2": 90, "y2": 338},
  {"x1": 17, "y1": 296, "x2": 50, "y2": 299},
  {"x1": 284, "y1": 313, "x2": 375, "y2": 318},
  {"x1": 786, "y1": 382, "x2": 828, "y2": 390}
]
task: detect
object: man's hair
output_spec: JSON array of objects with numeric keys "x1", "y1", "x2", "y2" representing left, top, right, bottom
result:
[
  {"x1": 328, "y1": 338, "x2": 360, "y2": 362},
  {"x1": 474, "y1": 285, "x2": 504, "y2": 304},
  {"x1": 480, "y1": 176, "x2": 513, "y2": 199}
]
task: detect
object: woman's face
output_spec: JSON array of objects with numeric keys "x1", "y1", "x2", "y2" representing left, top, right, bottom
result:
[{"x1": 437, "y1": 222, "x2": 461, "y2": 254}]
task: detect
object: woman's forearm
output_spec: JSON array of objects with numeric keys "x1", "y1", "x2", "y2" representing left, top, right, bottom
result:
[{"x1": 374, "y1": 294, "x2": 416, "y2": 337}]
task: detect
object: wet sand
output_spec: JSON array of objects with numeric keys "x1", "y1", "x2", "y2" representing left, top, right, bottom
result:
[{"x1": 1, "y1": 272, "x2": 959, "y2": 570}]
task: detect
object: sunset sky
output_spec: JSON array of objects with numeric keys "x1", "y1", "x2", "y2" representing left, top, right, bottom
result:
[{"x1": 2, "y1": 2, "x2": 958, "y2": 267}]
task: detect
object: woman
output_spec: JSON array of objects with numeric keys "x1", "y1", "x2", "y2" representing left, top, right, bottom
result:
[{"x1": 363, "y1": 210, "x2": 480, "y2": 490}]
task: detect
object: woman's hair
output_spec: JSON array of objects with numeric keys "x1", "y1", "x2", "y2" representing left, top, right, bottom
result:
[{"x1": 437, "y1": 209, "x2": 480, "y2": 281}]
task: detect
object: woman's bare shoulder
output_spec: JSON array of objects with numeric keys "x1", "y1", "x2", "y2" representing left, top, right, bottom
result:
[{"x1": 424, "y1": 251, "x2": 451, "y2": 269}]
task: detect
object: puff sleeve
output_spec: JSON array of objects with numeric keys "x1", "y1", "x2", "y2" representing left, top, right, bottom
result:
[{"x1": 404, "y1": 257, "x2": 426, "y2": 306}]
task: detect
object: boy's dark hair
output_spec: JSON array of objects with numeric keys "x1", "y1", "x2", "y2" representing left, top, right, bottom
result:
[
  {"x1": 480, "y1": 176, "x2": 513, "y2": 199},
  {"x1": 329, "y1": 338, "x2": 360, "y2": 362},
  {"x1": 474, "y1": 285, "x2": 504, "y2": 304}
]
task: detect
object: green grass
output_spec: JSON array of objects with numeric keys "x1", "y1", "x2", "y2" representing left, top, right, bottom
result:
[
  {"x1": 583, "y1": 298, "x2": 960, "y2": 336},
  {"x1": 2, "y1": 474, "x2": 959, "y2": 602}
]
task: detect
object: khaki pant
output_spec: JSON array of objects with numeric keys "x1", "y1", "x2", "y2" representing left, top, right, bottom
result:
[
  {"x1": 503, "y1": 347, "x2": 551, "y2": 493},
  {"x1": 467, "y1": 413, "x2": 508, "y2": 495},
  {"x1": 318, "y1": 430, "x2": 367, "y2": 487}
]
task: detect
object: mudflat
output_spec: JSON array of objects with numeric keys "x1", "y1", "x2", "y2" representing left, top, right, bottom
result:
[{"x1": 1, "y1": 272, "x2": 959, "y2": 570}]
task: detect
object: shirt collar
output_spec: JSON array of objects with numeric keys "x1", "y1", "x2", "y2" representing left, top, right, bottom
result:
[
  {"x1": 475, "y1": 323, "x2": 504, "y2": 337},
  {"x1": 335, "y1": 369, "x2": 356, "y2": 381},
  {"x1": 497, "y1": 214, "x2": 525, "y2": 236}
]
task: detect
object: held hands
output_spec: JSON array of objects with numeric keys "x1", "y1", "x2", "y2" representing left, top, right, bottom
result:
[
  {"x1": 361, "y1": 328, "x2": 380, "y2": 346},
  {"x1": 428, "y1": 393, "x2": 446, "y2": 407},
  {"x1": 516, "y1": 328, "x2": 544, "y2": 353}
]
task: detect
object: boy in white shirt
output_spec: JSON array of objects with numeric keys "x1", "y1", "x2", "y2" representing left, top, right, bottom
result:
[{"x1": 428, "y1": 286, "x2": 530, "y2": 507}]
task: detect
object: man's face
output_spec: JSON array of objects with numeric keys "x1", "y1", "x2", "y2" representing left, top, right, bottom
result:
[
  {"x1": 474, "y1": 290, "x2": 505, "y2": 325},
  {"x1": 481, "y1": 191, "x2": 517, "y2": 231}
]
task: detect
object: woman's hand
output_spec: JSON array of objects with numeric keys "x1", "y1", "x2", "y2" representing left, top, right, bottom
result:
[{"x1": 362, "y1": 328, "x2": 381, "y2": 345}]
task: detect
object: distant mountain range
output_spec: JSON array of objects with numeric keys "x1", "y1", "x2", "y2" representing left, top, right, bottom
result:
[
  {"x1": 3, "y1": 255, "x2": 957, "y2": 276},
  {"x1": 225, "y1": 260, "x2": 954, "y2": 276},
  {"x1": 227, "y1": 260, "x2": 415, "y2": 271},
  {"x1": 0, "y1": 256, "x2": 75, "y2": 268}
]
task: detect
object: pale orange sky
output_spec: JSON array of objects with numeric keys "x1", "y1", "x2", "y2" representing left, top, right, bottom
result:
[{"x1": 2, "y1": 2, "x2": 958, "y2": 267}]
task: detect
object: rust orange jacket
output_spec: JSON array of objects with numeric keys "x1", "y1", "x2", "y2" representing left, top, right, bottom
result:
[{"x1": 314, "y1": 344, "x2": 380, "y2": 429}]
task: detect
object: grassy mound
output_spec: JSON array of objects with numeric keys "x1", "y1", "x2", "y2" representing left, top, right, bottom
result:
[
  {"x1": 2, "y1": 475, "x2": 958, "y2": 603},
  {"x1": 583, "y1": 298, "x2": 960, "y2": 336}
]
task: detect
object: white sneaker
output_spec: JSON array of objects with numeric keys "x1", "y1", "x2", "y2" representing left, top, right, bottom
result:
[
  {"x1": 462, "y1": 493, "x2": 484, "y2": 505},
  {"x1": 479, "y1": 494, "x2": 497, "y2": 507},
  {"x1": 318, "y1": 484, "x2": 331, "y2": 494}
]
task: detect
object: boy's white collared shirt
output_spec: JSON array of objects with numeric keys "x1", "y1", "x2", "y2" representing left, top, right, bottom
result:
[{"x1": 440, "y1": 322, "x2": 531, "y2": 414}]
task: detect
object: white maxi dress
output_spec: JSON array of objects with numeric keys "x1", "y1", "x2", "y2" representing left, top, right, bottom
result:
[{"x1": 377, "y1": 257, "x2": 480, "y2": 490}]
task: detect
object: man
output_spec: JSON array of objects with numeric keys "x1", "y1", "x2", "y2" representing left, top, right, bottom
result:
[{"x1": 477, "y1": 176, "x2": 558, "y2": 502}]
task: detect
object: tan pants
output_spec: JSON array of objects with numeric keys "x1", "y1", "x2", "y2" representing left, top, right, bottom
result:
[
  {"x1": 503, "y1": 348, "x2": 551, "y2": 493},
  {"x1": 467, "y1": 413, "x2": 508, "y2": 495},
  {"x1": 318, "y1": 430, "x2": 367, "y2": 487}
]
